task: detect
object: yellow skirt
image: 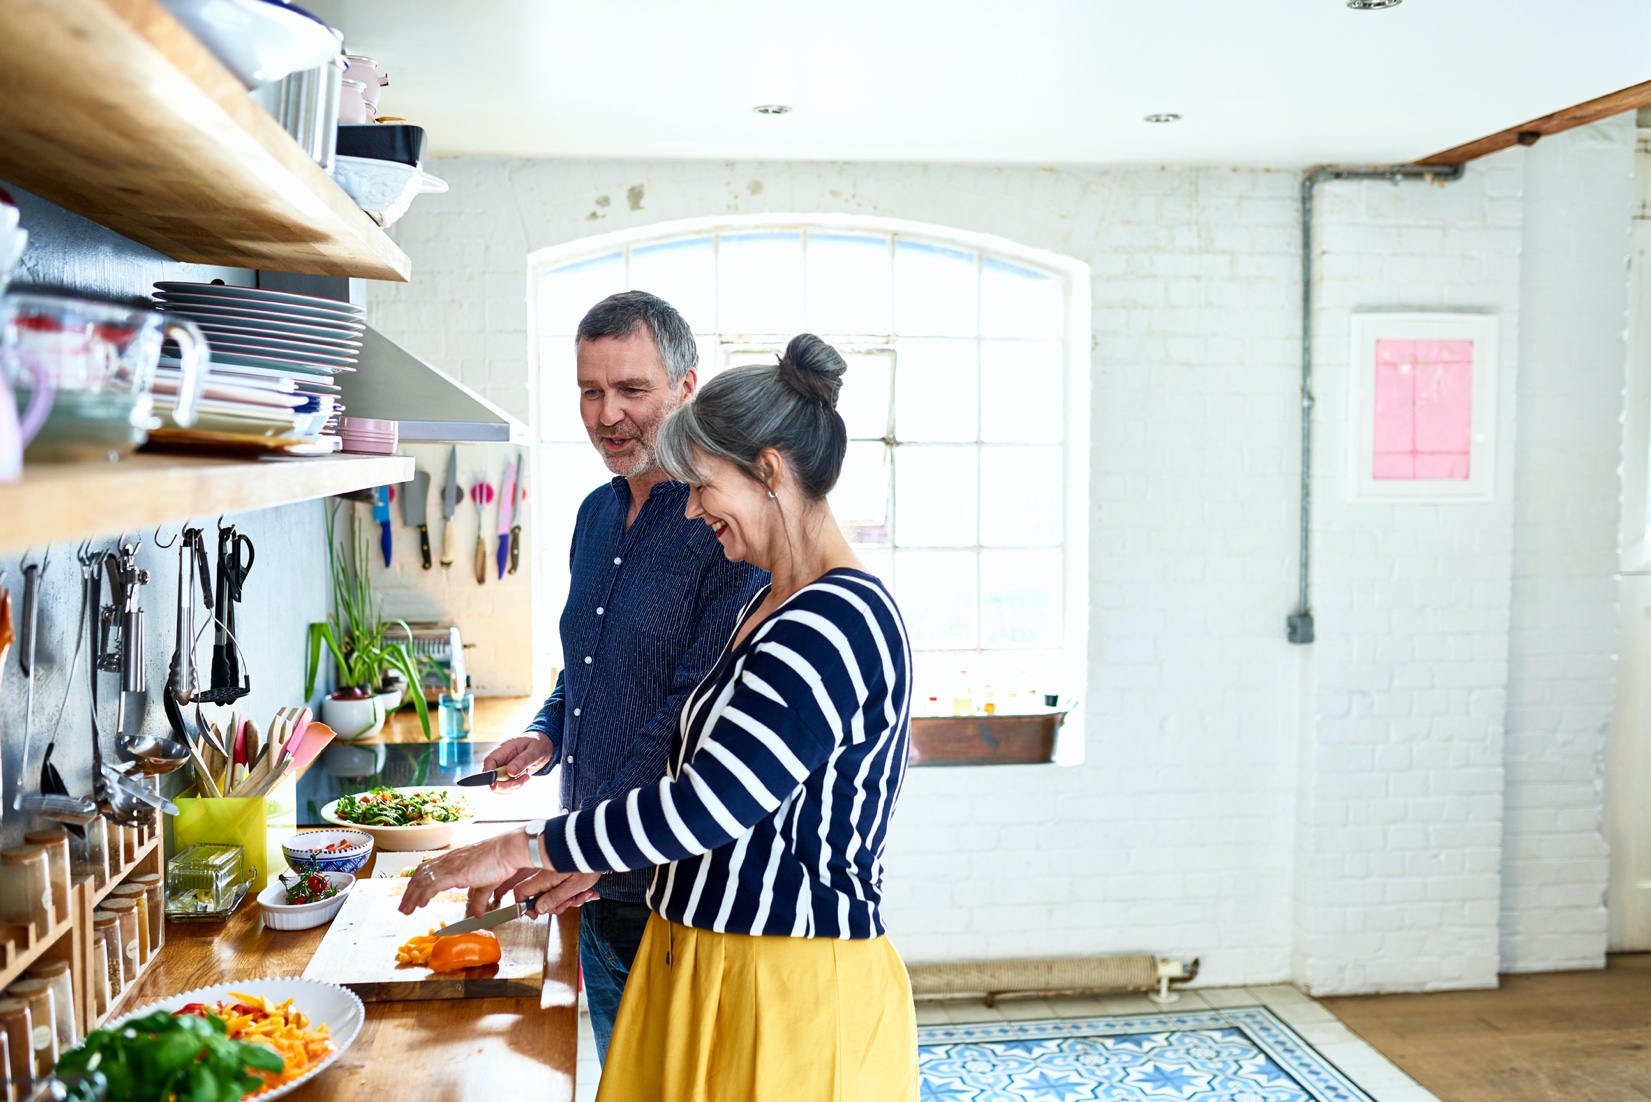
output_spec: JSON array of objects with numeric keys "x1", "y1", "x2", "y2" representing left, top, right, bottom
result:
[{"x1": 595, "y1": 914, "x2": 919, "y2": 1102}]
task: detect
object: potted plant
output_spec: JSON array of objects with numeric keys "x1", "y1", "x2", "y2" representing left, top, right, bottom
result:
[{"x1": 305, "y1": 502, "x2": 432, "y2": 741}]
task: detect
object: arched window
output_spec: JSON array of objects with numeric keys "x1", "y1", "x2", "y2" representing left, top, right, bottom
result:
[{"x1": 530, "y1": 216, "x2": 1089, "y2": 728}]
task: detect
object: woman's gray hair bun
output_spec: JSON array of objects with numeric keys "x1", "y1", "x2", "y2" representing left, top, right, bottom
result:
[{"x1": 657, "y1": 332, "x2": 850, "y2": 500}]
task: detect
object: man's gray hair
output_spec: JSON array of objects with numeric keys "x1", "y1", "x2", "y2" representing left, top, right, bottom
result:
[{"x1": 575, "y1": 290, "x2": 698, "y2": 385}]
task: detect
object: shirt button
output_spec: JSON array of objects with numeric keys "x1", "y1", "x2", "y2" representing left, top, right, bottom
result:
[
  {"x1": 596, "y1": 607, "x2": 604, "y2": 616},
  {"x1": 584, "y1": 655, "x2": 592, "y2": 665},
  {"x1": 566, "y1": 755, "x2": 574, "y2": 764},
  {"x1": 573, "y1": 708, "x2": 581, "y2": 717},
  {"x1": 613, "y1": 556, "x2": 622, "y2": 565}
]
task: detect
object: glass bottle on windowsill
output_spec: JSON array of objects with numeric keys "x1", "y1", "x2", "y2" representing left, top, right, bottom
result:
[{"x1": 950, "y1": 672, "x2": 973, "y2": 717}]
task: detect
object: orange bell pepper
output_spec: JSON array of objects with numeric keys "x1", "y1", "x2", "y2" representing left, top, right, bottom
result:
[{"x1": 428, "y1": 929, "x2": 501, "y2": 972}]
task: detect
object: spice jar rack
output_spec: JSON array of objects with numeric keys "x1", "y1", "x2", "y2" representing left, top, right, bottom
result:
[{"x1": 0, "y1": 818, "x2": 163, "y2": 1042}]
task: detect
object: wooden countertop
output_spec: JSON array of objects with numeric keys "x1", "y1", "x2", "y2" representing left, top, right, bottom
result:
[
  {"x1": 127, "y1": 843, "x2": 580, "y2": 1101},
  {"x1": 379, "y1": 695, "x2": 545, "y2": 745}
]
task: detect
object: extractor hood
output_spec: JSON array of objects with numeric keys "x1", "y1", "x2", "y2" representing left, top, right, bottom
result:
[{"x1": 338, "y1": 327, "x2": 529, "y2": 444}]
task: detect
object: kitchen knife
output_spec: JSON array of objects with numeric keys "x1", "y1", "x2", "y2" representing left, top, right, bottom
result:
[
  {"x1": 372, "y1": 486, "x2": 393, "y2": 568},
  {"x1": 471, "y1": 482, "x2": 495, "y2": 585},
  {"x1": 455, "y1": 769, "x2": 499, "y2": 787},
  {"x1": 496, "y1": 463, "x2": 515, "y2": 580},
  {"x1": 440, "y1": 446, "x2": 461, "y2": 569},
  {"x1": 507, "y1": 453, "x2": 524, "y2": 576},
  {"x1": 433, "y1": 888, "x2": 551, "y2": 937},
  {"x1": 403, "y1": 470, "x2": 433, "y2": 570}
]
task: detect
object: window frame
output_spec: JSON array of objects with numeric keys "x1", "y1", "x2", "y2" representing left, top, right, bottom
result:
[{"x1": 528, "y1": 214, "x2": 1091, "y2": 764}]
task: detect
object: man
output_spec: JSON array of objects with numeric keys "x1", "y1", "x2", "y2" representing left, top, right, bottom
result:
[{"x1": 483, "y1": 291, "x2": 768, "y2": 1062}]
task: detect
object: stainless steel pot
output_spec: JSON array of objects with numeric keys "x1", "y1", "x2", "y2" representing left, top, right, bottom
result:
[{"x1": 250, "y1": 47, "x2": 346, "y2": 174}]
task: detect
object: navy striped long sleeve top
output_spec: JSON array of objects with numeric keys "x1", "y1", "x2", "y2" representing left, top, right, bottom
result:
[{"x1": 539, "y1": 567, "x2": 912, "y2": 939}]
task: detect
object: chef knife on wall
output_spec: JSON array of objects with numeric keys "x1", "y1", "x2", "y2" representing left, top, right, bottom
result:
[
  {"x1": 507, "y1": 453, "x2": 524, "y2": 575},
  {"x1": 440, "y1": 446, "x2": 462, "y2": 569},
  {"x1": 372, "y1": 485, "x2": 394, "y2": 568},
  {"x1": 403, "y1": 469, "x2": 433, "y2": 570},
  {"x1": 496, "y1": 462, "x2": 515, "y2": 580}
]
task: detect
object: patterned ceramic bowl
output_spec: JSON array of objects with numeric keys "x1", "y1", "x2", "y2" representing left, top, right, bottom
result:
[{"x1": 282, "y1": 828, "x2": 374, "y2": 875}]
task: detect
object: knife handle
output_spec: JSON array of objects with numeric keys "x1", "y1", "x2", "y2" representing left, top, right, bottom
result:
[
  {"x1": 419, "y1": 525, "x2": 432, "y2": 570},
  {"x1": 509, "y1": 526, "x2": 522, "y2": 575},
  {"x1": 379, "y1": 520, "x2": 394, "y2": 568},
  {"x1": 474, "y1": 536, "x2": 487, "y2": 585},
  {"x1": 441, "y1": 519, "x2": 456, "y2": 568},
  {"x1": 496, "y1": 534, "x2": 509, "y2": 580}
]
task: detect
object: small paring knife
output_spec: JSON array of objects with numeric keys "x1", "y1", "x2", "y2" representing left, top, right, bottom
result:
[
  {"x1": 434, "y1": 889, "x2": 549, "y2": 937},
  {"x1": 455, "y1": 769, "x2": 499, "y2": 787}
]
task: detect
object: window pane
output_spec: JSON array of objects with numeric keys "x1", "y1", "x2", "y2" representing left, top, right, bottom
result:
[
  {"x1": 980, "y1": 549, "x2": 1062, "y2": 648},
  {"x1": 537, "y1": 443, "x2": 617, "y2": 663},
  {"x1": 980, "y1": 258, "x2": 1063, "y2": 339},
  {"x1": 630, "y1": 238, "x2": 717, "y2": 333},
  {"x1": 855, "y1": 548, "x2": 893, "y2": 589},
  {"x1": 718, "y1": 233, "x2": 803, "y2": 335},
  {"x1": 538, "y1": 338, "x2": 587, "y2": 444},
  {"x1": 980, "y1": 340, "x2": 1063, "y2": 443},
  {"x1": 894, "y1": 339, "x2": 976, "y2": 443},
  {"x1": 975, "y1": 649, "x2": 1066, "y2": 712},
  {"x1": 831, "y1": 441, "x2": 891, "y2": 545},
  {"x1": 894, "y1": 241, "x2": 977, "y2": 337},
  {"x1": 694, "y1": 335, "x2": 724, "y2": 383},
  {"x1": 539, "y1": 252, "x2": 625, "y2": 335},
  {"x1": 838, "y1": 351, "x2": 891, "y2": 440},
  {"x1": 894, "y1": 550, "x2": 977, "y2": 649},
  {"x1": 980, "y1": 446, "x2": 1063, "y2": 546},
  {"x1": 807, "y1": 233, "x2": 892, "y2": 336},
  {"x1": 895, "y1": 446, "x2": 976, "y2": 547}
]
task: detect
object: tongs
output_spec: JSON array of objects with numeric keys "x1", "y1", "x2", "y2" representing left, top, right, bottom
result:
[{"x1": 199, "y1": 521, "x2": 252, "y2": 705}]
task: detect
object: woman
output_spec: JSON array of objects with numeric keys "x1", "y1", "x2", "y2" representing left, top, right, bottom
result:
[{"x1": 401, "y1": 333, "x2": 919, "y2": 1101}]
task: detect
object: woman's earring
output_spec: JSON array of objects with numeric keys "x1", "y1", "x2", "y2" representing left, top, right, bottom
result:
[{"x1": 767, "y1": 491, "x2": 776, "y2": 499}]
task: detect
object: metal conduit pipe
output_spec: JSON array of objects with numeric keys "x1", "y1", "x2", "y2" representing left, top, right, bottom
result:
[{"x1": 1287, "y1": 161, "x2": 1467, "y2": 645}]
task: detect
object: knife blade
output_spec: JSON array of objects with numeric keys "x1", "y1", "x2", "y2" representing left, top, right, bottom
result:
[
  {"x1": 434, "y1": 891, "x2": 544, "y2": 937},
  {"x1": 372, "y1": 486, "x2": 393, "y2": 568},
  {"x1": 507, "y1": 454, "x2": 524, "y2": 576},
  {"x1": 496, "y1": 463, "x2": 515, "y2": 580},
  {"x1": 440, "y1": 446, "x2": 461, "y2": 569},
  {"x1": 402, "y1": 470, "x2": 433, "y2": 570},
  {"x1": 455, "y1": 769, "x2": 499, "y2": 787}
]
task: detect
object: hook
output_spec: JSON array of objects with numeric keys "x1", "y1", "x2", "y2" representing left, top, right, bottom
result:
[{"x1": 154, "y1": 525, "x2": 179, "y2": 549}]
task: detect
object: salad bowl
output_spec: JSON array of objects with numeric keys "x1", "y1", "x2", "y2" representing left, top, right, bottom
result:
[{"x1": 319, "y1": 786, "x2": 472, "y2": 851}]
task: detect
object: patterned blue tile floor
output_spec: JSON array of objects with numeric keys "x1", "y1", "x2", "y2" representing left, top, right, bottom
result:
[{"x1": 918, "y1": 1006, "x2": 1376, "y2": 1102}]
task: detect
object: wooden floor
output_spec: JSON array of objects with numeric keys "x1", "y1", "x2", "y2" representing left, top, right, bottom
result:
[{"x1": 1322, "y1": 953, "x2": 1651, "y2": 1102}]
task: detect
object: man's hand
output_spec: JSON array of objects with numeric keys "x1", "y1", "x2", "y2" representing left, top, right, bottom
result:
[
  {"x1": 508, "y1": 870, "x2": 602, "y2": 917},
  {"x1": 484, "y1": 733, "x2": 555, "y2": 791}
]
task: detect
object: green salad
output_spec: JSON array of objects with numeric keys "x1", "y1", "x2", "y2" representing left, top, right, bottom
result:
[{"x1": 332, "y1": 787, "x2": 468, "y2": 827}]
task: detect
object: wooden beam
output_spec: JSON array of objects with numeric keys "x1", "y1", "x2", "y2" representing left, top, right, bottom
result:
[{"x1": 1415, "y1": 79, "x2": 1651, "y2": 166}]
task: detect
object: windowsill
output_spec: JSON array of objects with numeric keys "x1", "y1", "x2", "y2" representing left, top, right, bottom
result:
[{"x1": 909, "y1": 714, "x2": 1062, "y2": 767}]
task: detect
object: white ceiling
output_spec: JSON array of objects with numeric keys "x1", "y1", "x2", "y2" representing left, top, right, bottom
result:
[{"x1": 305, "y1": 0, "x2": 1651, "y2": 167}]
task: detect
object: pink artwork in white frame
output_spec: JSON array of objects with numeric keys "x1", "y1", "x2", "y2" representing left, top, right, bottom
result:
[{"x1": 1350, "y1": 313, "x2": 1497, "y2": 502}]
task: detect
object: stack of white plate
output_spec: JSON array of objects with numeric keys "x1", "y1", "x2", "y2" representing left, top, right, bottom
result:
[{"x1": 152, "y1": 282, "x2": 366, "y2": 451}]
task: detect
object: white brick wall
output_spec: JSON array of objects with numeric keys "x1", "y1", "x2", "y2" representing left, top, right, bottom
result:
[
  {"x1": 1501, "y1": 116, "x2": 1634, "y2": 971},
  {"x1": 365, "y1": 131, "x2": 1632, "y2": 991}
]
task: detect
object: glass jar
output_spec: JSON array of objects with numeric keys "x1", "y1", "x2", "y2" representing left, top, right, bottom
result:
[
  {"x1": 22, "y1": 829, "x2": 70, "y2": 928},
  {"x1": 96, "y1": 900, "x2": 141, "y2": 985},
  {"x1": 0, "y1": 845, "x2": 52, "y2": 938},
  {"x1": 89, "y1": 928, "x2": 113, "y2": 1017},
  {"x1": 107, "y1": 885, "x2": 150, "y2": 966},
  {"x1": 0, "y1": 1027, "x2": 10, "y2": 1102},
  {"x1": 129, "y1": 874, "x2": 164, "y2": 955},
  {"x1": 0, "y1": 998, "x2": 28, "y2": 1093},
  {"x1": 27, "y1": 959, "x2": 76, "y2": 1052},
  {"x1": 4, "y1": 979, "x2": 55, "y2": 1080},
  {"x1": 73, "y1": 818, "x2": 110, "y2": 888},
  {"x1": 92, "y1": 912, "x2": 123, "y2": 997}
]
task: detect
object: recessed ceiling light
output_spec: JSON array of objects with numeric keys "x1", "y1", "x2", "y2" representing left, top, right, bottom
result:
[
  {"x1": 1346, "y1": 0, "x2": 1401, "y2": 8},
  {"x1": 753, "y1": 104, "x2": 792, "y2": 116},
  {"x1": 1143, "y1": 113, "x2": 1181, "y2": 124}
]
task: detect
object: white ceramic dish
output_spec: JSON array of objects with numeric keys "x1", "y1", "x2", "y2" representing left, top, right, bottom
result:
[
  {"x1": 158, "y1": 0, "x2": 340, "y2": 87},
  {"x1": 331, "y1": 156, "x2": 448, "y2": 227},
  {"x1": 108, "y1": 976, "x2": 364, "y2": 1100},
  {"x1": 319, "y1": 787, "x2": 474, "y2": 851},
  {"x1": 208, "y1": 351, "x2": 351, "y2": 375},
  {"x1": 205, "y1": 340, "x2": 359, "y2": 366},
  {"x1": 282, "y1": 828, "x2": 374, "y2": 875},
  {"x1": 155, "y1": 281, "x2": 366, "y2": 317},
  {"x1": 155, "y1": 298, "x2": 366, "y2": 334},
  {"x1": 258, "y1": 871, "x2": 355, "y2": 930},
  {"x1": 191, "y1": 321, "x2": 363, "y2": 350}
]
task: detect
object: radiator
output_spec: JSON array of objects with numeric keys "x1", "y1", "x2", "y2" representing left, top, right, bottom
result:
[{"x1": 908, "y1": 954, "x2": 1199, "y2": 1005}]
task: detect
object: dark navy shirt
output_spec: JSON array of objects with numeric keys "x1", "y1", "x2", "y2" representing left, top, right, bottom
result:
[{"x1": 526, "y1": 476, "x2": 768, "y2": 902}]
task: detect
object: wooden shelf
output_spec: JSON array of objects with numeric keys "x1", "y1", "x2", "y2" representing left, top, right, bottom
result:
[
  {"x1": 0, "y1": 0, "x2": 411, "y2": 280},
  {"x1": 0, "y1": 453, "x2": 413, "y2": 554}
]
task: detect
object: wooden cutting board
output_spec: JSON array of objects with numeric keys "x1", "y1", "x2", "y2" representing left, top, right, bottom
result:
[{"x1": 301, "y1": 876, "x2": 548, "y2": 1001}]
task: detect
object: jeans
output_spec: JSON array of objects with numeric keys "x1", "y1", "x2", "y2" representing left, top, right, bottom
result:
[{"x1": 580, "y1": 899, "x2": 654, "y2": 1065}]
